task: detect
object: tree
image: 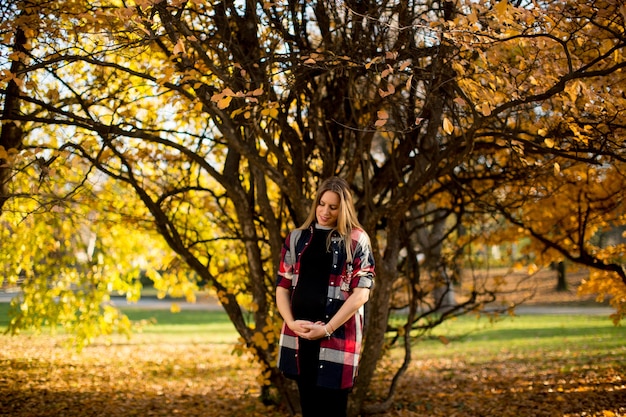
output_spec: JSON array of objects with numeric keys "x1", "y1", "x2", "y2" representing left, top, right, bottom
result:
[
  {"x1": 448, "y1": 0, "x2": 626, "y2": 324},
  {"x1": 1, "y1": 0, "x2": 625, "y2": 415},
  {"x1": 0, "y1": 2, "x2": 27, "y2": 211}
]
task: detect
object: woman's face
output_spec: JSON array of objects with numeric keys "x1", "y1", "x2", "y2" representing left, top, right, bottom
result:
[{"x1": 316, "y1": 191, "x2": 340, "y2": 227}]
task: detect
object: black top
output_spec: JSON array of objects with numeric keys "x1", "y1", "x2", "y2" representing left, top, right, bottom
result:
[{"x1": 291, "y1": 226, "x2": 333, "y2": 323}]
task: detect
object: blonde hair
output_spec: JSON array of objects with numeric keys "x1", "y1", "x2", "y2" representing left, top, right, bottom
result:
[{"x1": 299, "y1": 176, "x2": 363, "y2": 261}]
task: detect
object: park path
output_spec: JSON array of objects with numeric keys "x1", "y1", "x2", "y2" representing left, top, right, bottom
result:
[{"x1": 0, "y1": 291, "x2": 224, "y2": 311}]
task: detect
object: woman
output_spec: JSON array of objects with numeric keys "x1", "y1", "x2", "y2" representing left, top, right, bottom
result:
[{"x1": 276, "y1": 176, "x2": 375, "y2": 417}]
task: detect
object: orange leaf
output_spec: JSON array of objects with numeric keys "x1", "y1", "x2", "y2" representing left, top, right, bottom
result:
[
  {"x1": 217, "y1": 96, "x2": 232, "y2": 109},
  {"x1": 172, "y1": 39, "x2": 185, "y2": 55}
]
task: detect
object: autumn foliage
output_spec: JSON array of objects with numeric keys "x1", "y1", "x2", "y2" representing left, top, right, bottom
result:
[{"x1": 1, "y1": 0, "x2": 626, "y2": 414}]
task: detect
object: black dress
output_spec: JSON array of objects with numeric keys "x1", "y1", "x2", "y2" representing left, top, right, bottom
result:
[
  {"x1": 290, "y1": 226, "x2": 349, "y2": 417},
  {"x1": 291, "y1": 226, "x2": 332, "y2": 382}
]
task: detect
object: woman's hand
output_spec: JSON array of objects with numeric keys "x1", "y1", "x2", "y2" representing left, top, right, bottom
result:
[
  {"x1": 299, "y1": 322, "x2": 330, "y2": 340},
  {"x1": 287, "y1": 319, "x2": 317, "y2": 338}
]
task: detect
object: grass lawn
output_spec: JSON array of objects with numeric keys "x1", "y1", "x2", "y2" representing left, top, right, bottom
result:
[
  {"x1": 1, "y1": 302, "x2": 624, "y2": 417},
  {"x1": 416, "y1": 313, "x2": 625, "y2": 357},
  {"x1": 122, "y1": 308, "x2": 239, "y2": 343}
]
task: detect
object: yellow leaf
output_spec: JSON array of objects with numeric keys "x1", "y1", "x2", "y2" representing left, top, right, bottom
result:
[
  {"x1": 480, "y1": 102, "x2": 491, "y2": 116},
  {"x1": 468, "y1": 9, "x2": 478, "y2": 24},
  {"x1": 494, "y1": 0, "x2": 508, "y2": 18},
  {"x1": 538, "y1": 129, "x2": 548, "y2": 137},
  {"x1": 230, "y1": 108, "x2": 244, "y2": 117},
  {"x1": 374, "y1": 119, "x2": 387, "y2": 127},
  {"x1": 0, "y1": 146, "x2": 8, "y2": 160},
  {"x1": 544, "y1": 138, "x2": 554, "y2": 147},
  {"x1": 443, "y1": 117, "x2": 454, "y2": 134},
  {"x1": 170, "y1": 303, "x2": 181, "y2": 313},
  {"x1": 452, "y1": 62, "x2": 465, "y2": 76},
  {"x1": 261, "y1": 107, "x2": 279, "y2": 118},
  {"x1": 158, "y1": 67, "x2": 175, "y2": 84},
  {"x1": 554, "y1": 162, "x2": 560, "y2": 175},
  {"x1": 565, "y1": 81, "x2": 581, "y2": 102}
]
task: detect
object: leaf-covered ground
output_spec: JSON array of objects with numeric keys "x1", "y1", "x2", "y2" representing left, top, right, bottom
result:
[
  {"x1": 0, "y1": 334, "x2": 279, "y2": 417},
  {"x1": 371, "y1": 347, "x2": 625, "y2": 417},
  {"x1": 1, "y1": 327, "x2": 624, "y2": 417}
]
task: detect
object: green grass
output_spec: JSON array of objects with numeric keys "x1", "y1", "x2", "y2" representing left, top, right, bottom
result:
[
  {"x1": 2, "y1": 302, "x2": 623, "y2": 356},
  {"x1": 0, "y1": 302, "x2": 11, "y2": 328},
  {"x1": 121, "y1": 308, "x2": 232, "y2": 326},
  {"x1": 122, "y1": 308, "x2": 238, "y2": 343},
  {"x1": 0, "y1": 302, "x2": 238, "y2": 343},
  {"x1": 406, "y1": 314, "x2": 625, "y2": 364}
]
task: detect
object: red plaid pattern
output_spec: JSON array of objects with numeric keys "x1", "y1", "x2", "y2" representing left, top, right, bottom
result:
[{"x1": 277, "y1": 226, "x2": 375, "y2": 389}]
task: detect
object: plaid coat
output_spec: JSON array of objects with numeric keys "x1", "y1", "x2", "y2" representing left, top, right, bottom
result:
[{"x1": 276, "y1": 225, "x2": 375, "y2": 389}]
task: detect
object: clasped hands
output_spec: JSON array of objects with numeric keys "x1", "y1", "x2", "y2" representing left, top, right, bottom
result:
[{"x1": 289, "y1": 319, "x2": 329, "y2": 340}]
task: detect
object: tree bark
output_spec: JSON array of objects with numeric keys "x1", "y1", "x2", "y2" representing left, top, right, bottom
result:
[
  {"x1": 0, "y1": 25, "x2": 26, "y2": 212},
  {"x1": 555, "y1": 261, "x2": 568, "y2": 292},
  {"x1": 349, "y1": 217, "x2": 402, "y2": 416}
]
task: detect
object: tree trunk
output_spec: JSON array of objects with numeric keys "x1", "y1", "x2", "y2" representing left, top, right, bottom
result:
[
  {"x1": 555, "y1": 261, "x2": 568, "y2": 292},
  {"x1": 269, "y1": 370, "x2": 301, "y2": 415},
  {"x1": 0, "y1": 25, "x2": 26, "y2": 212},
  {"x1": 349, "y1": 218, "x2": 402, "y2": 416}
]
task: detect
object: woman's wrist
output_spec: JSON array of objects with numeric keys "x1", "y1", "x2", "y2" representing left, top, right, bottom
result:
[
  {"x1": 323, "y1": 325, "x2": 332, "y2": 338},
  {"x1": 327, "y1": 322, "x2": 334, "y2": 333},
  {"x1": 323, "y1": 321, "x2": 335, "y2": 338}
]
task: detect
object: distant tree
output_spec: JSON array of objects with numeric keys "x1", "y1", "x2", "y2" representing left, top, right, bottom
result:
[{"x1": 555, "y1": 261, "x2": 568, "y2": 292}]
